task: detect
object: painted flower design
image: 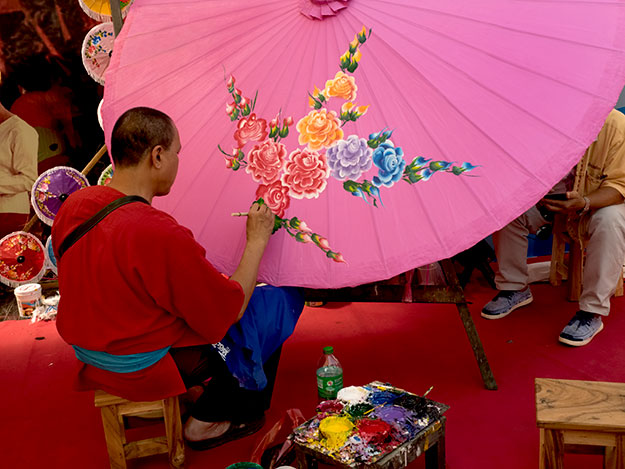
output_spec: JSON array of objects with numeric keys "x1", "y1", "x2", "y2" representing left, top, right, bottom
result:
[
  {"x1": 324, "y1": 71, "x2": 357, "y2": 101},
  {"x1": 256, "y1": 180, "x2": 291, "y2": 218},
  {"x1": 326, "y1": 135, "x2": 372, "y2": 181},
  {"x1": 296, "y1": 109, "x2": 344, "y2": 151},
  {"x1": 281, "y1": 148, "x2": 330, "y2": 199},
  {"x1": 233, "y1": 113, "x2": 268, "y2": 148},
  {"x1": 246, "y1": 139, "x2": 288, "y2": 184},
  {"x1": 372, "y1": 141, "x2": 406, "y2": 188}
]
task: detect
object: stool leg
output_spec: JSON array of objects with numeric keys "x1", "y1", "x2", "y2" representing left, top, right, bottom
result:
[
  {"x1": 100, "y1": 405, "x2": 127, "y2": 469},
  {"x1": 605, "y1": 445, "x2": 616, "y2": 469},
  {"x1": 163, "y1": 397, "x2": 185, "y2": 469},
  {"x1": 616, "y1": 434, "x2": 625, "y2": 469},
  {"x1": 539, "y1": 429, "x2": 545, "y2": 469},
  {"x1": 543, "y1": 429, "x2": 564, "y2": 469}
]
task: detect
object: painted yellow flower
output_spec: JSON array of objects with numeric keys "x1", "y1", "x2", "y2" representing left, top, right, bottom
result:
[
  {"x1": 324, "y1": 71, "x2": 358, "y2": 102},
  {"x1": 297, "y1": 109, "x2": 344, "y2": 151}
]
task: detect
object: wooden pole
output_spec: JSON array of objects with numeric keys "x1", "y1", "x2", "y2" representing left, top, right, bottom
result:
[
  {"x1": 110, "y1": 0, "x2": 123, "y2": 37},
  {"x1": 23, "y1": 144, "x2": 108, "y2": 233}
]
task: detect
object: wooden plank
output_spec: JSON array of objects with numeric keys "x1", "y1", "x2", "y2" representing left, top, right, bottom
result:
[
  {"x1": 124, "y1": 437, "x2": 168, "y2": 459},
  {"x1": 563, "y1": 430, "x2": 616, "y2": 448},
  {"x1": 117, "y1": 401, "x2": 163, "y2": 417},
  {"x1": 536, "y1": 378, "x2": 625, "y2": 431}
]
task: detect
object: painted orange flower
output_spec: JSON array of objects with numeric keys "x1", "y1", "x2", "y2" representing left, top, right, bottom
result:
[
  {"x1": 296, "y1": 109, "x2": 344, "y2": 151},
  {"x1": 324, "y1": 71, "x2": 357, "y2": 101}
]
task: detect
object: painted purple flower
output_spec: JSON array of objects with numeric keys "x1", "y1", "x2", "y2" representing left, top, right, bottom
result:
[
  {"x1": 372, "y1": 140, "x2": 406, "y2": 188},
  {"x1": 326, "y1": 135, "x2": 373, "y2": 181}
]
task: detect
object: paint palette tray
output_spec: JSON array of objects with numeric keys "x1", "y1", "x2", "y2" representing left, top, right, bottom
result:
[{"x1": 290, "y1": 381, "x2": 449, "y2": 467}]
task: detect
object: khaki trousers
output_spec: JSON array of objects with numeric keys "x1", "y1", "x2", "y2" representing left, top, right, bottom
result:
[{"x1": 493, "y1": 204, "x2": 625, "y2": 315}]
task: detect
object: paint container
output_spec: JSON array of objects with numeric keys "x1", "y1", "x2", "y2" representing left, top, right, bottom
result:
[
  {"x1": 319, "y1": 415, "x2": 354, "y2": 449},
  {"x1": 225, "y1": 463, "x2": 263, "y2": 469},
  {"x1": 14, "y1": 283, "x2": 42, "y2": 318}
]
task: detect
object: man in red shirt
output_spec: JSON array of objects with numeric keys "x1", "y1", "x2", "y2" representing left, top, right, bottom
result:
[{"x1": 52, "y1": 107, "x2": 303, "y2": 449}]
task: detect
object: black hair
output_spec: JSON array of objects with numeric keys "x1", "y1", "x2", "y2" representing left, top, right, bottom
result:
[{"x1": 110, "y1": 107, "x2": 175, "y2": 167}]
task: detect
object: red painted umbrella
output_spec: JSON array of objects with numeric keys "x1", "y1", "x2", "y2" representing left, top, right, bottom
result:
[{"x1": 0, "y1": 232, "x2": 46, "y2": 288}]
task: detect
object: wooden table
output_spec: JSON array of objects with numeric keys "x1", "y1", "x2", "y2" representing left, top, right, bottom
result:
[
  {"x1": 302, "y1": 258, "x2": 497, "y2": 390},
  {"x1": 535, "y1": 377, "x2": 625, "y2": 469}
]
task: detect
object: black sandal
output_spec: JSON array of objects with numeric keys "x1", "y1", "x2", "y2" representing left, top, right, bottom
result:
[{"x1": 186, "y1": 415, "x2": 266, "y2": 451}]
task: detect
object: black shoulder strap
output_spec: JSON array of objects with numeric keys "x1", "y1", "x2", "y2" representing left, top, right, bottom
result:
[{"x1": 57, "y1": 195, "x2": 149, "y2": 260}]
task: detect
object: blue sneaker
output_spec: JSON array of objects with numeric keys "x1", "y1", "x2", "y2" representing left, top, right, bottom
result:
[
  {"x1": 559, "y1": 311, "x2": 604, "y2": 346},
  {"x1": 481, "y1": 288, "x2": 533, "y2": 319}
]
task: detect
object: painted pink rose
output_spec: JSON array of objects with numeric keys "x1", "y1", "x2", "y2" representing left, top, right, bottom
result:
[
  {"x1": 233, "y1": 113, "x2": 268, "y2": 148},
  {"x1": 281, "y1": 148, "x2": 329, "y2": 199},
  {"x1": 246, "y1": 139, "x2": 287, "y2": 184},
  {"x1": 256, "y1": 180, "x2": 291, "y2": 218}
]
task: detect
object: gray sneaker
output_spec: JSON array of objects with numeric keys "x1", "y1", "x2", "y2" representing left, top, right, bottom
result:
[
  {"x1": 559, "y1": 311, "x2": 604, "y2": 346},
  {"x1": 481, "y1": 288, "x2": 533, "y2": 319}
]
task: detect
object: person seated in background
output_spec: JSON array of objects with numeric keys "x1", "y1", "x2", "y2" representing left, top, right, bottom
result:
[
  {"x1": 52, "y1": 107, "x2": 304, "y2": 450},
  {"x1": 481, "y1": 109, "x2": 625, "y2": 347},
  {"x1": 0, "y1": 71, "x2": 38, "y2": 239}
]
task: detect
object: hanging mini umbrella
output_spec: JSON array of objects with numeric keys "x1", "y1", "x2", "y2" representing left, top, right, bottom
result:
[
  {"x1": 44, "y1": 236, "x2": 58, "y2": 275},
  {"x1": 98, "y1": 164, "x2": 114, "y2": 186},
  {"x1": 0, "y1": 232, "x2": 46, "y2": 288},
  {"x1": 82, "y1": 22, "x2": 114, "y2": 85},
  {"x1": 102, "y1": 0, "x2": 625, "y2": 288},
  {"x1": 97, "y1": 99, "x2": 104, "y2": 130},
  {"x1": 78, "y1": 0, "x2": 134, "y2": 23},
  {"x1": 31, "y1": 166, "x2": 90, "y2": 226}
]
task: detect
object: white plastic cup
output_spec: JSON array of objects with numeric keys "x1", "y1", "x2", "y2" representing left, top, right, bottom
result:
[
  {"x1": 417, "y1": 263, "x2": 445, "y2": 285},
  {"x1": 14, "y1": 283, "x2": 42, "y2": 318}
]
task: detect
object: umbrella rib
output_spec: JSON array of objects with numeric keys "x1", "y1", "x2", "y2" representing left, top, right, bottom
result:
[
  {"x1": 355, "y1": 2, "x2": 620, "y2": 103},
  {"x1": 183, "y1": 17, "x2": 309, "y2": 239},
  {"x1": 366, "y1": 0, "x2": 625, "y2": 52},
  {"x1": 348, "y1": 5, "x2": 596, "y2": 173}
]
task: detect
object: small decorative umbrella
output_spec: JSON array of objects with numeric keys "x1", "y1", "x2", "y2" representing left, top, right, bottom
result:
[
  {"x1": 102, "y1": 0, "x2": 625, "y2": 288},
  {"x1": 98, "y1": 164, "x2": 114, "y2": 186},
  {"x1": 78, "y1": 0, "x2": 134, "y2": 23},
  {"x1": 45, "y1": 236, "x2": 58, "y2": 275},
  {"x1": 81, "y1": 22, "x2": 115, "y2": 85},
  {"x1": 0, "y1": 232, "x2": 46, "y2": 288},
  {"x1": 31, "y1": 166, "x2": 90, "y2": 226},
  {"x1": 97, "y1": 99, "x2": 104, "y2": 130}
]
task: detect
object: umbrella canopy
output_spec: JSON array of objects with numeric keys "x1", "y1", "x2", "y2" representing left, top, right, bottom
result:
[
  {"x1": 45, "y1": 236, "x2": 58, "y2": 276},
  {"x1": 0, "y1": 232, "x2": 46, "y2": 288},
  {"x1": 102, "y1": 0, "x2": 625, "y2": 288},
  {"x1": 78, "y1": 0, "x2": 134, "y2": 23},
  {"x1": 82, "y1": 22, "x2": 115, "y2": 84},
  {"x1": 31, "y1": 166, "x2": 90, "y2": 226}
]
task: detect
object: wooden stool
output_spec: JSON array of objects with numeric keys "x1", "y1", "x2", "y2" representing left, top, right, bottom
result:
[
  {"x1": 549, "y1": 214, "x2": 624, "y2": 302},
  {"x1": 535, "y1": 378, "x2": 625, "y2": 469},
  {"x1": 94, "y1": 390, "x2": 185, "y2": 469}
]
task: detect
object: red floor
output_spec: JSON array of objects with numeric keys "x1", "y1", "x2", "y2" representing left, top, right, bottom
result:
[{"x1": 1, "y1": 274, "x2": 623, "y2": 468}]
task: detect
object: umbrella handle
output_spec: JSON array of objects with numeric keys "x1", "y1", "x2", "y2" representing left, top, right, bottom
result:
[{"x1": 23, "y1": 145, "x2": 108, "y2": 233}]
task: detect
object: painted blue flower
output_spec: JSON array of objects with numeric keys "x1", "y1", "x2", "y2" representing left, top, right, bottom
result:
[
  {"x1": 327, "y1": 135, "x2": 372, "y2": 181},
  {"x1": 372, "y1": 140, "x2": 406, "y2": 187}
]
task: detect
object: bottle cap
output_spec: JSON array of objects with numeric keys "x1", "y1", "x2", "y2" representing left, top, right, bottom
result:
[{"x1": 323, "y1": 346, "x2": 334, "y2": 354}]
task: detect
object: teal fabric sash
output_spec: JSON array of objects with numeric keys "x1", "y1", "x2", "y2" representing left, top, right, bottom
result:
[{"x1": 72, "y1": 345, "x2": 171, "y2": 373}]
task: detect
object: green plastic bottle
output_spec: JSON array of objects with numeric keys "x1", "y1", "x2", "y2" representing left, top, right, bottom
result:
[{"x1": 316, "y1": 346, "x2": 343, "y2": 400}]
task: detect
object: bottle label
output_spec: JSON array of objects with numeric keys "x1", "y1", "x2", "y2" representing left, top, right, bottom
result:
[{"x1": 317, "y1": 371, "x2": 343, "y2": 399}]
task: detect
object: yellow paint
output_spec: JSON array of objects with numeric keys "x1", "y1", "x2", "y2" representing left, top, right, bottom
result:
[{"x1": 319, "y1": 416, "x2": 354, "y2": 450}]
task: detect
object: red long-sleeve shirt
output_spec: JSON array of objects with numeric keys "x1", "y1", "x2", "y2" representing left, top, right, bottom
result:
[{"x1": 52, "y1": 186, "x2": 244, "y2": 400}]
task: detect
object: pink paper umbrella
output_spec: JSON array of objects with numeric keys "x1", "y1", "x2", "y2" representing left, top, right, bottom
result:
[
  {"x1": 82, "y1": 22, "x2": 115, "y2": 85},
  {"x1": 102, "y1": 0, "x2": 625, "y2": 288}
]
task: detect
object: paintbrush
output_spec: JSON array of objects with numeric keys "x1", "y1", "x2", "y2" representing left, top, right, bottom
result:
[{"x1": 231, "y1": 212, "x2": 248, "y2": 217}]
